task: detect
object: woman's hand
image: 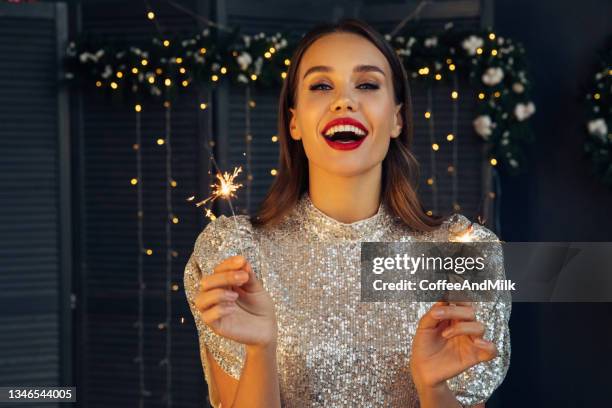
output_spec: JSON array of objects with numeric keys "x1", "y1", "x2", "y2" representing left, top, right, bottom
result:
[
  {"x1": 195, "y1": 255, "x2": 277, "y2": 347},
  {"x1": 410, "y1": 301, "x2": 498, "y2": 391}
]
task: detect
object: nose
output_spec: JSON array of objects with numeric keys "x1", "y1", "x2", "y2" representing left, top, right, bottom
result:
[{"x1": 331, "y1": 94, "x2": 356, "y2": 112}]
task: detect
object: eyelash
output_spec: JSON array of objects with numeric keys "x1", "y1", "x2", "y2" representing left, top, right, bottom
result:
[{"x1": 309, "y1": 83, "x2": 380, "y2": 91}]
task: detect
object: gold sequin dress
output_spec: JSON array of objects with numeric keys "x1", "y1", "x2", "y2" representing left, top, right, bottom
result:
[{"x1": 184, "y1": 193, "x2": 511, "y2": 407}]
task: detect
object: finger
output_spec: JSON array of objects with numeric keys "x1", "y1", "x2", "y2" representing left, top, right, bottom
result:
[
  {"x1": 473, "y1": 338, "x2": 498, "y2": 362},
  {"x1": 212, "y1": 255, "x2": 248, "y2": 274},
  {"x1": 429, "y1": 304, "x2": 476, "y2": 322},
  {"x1": 195, "y1": 288, "x2": 239, "y2": 312},
  {"x1": 417, "y1": 301, "x2": 449, "y2": 329},
  {"x1": 201, "y1": 301, "x2": 238, "y2": 326},
  {"x1": 441, "y1": 321, "x2": 485, "y2": 339},
  {"x1": 200, "y1": 269, "x2": 249, "y2": 291}
]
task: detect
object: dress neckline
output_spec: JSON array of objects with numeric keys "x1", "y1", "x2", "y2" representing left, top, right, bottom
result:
[{"x1": 295, "y1": 192, "x2": 394, "y2": 241}]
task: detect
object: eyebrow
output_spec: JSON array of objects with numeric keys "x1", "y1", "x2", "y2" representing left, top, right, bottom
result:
[{"x1": 302, "y1": 64, "x2": 386, "y2": 79}]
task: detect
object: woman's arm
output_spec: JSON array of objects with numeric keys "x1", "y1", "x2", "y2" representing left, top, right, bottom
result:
[{"x1": 207, "y1": 344, "x2": 280, "y2": 408}]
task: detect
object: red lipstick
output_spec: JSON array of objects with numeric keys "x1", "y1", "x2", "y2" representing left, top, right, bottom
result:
[{"x1": 320, "y1": 117, "x2": 369, "y2": 151}]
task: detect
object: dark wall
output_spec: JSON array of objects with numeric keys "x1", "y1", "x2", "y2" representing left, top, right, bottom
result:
[{"x1": 494, "y1": 1, "x2": 612, "y2": 406}]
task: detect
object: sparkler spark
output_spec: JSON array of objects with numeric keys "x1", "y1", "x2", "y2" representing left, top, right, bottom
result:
[
  {"x1": 194, "y1": 166, "x2": 244, "y2": 208},
  {"x1": 450, "y1": 224, "x2": 474, "y2": 242}
]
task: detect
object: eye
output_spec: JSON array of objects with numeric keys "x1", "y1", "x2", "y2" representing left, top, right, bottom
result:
[
  {"x1": 309, "y1": 83, "x2": 332, "y2": 91},
  {"x1": 309, "y1": 82, "x2": 380, "y2": 91},
  {"x1": 358, "y1": 82, "x2": 380, "y2": 90}
]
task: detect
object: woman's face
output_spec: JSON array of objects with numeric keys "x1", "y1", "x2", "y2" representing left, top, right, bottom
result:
[{"x1": 289, "y1": 32, "x2": 403, "y2": 177}]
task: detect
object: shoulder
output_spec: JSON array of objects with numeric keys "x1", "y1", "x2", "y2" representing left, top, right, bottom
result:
[{"x1": 431, "y1": 213, "x2": 501, "y2": 242}]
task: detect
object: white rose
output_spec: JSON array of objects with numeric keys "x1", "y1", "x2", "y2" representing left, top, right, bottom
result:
[
  {"x1": 237, "y1": 52, "x2": 252, "y2": 71},
  {"x1": 254, "y1": 56, "x2": 263, "y2": 75},
  {"x1": 462, "y1": 35, "x2": 484, "y2": 56},
  {"x1": 473, "y1": 115, "x2": 494, "y2": 140},
  {"x1": 514, "y1": 102, "x2": 536, "y2": 121},
  {"x1": 512, "y1": 82, "x2": 525, "y2": 93},
  {"x1": 237, "y1": 73, "x2": 249, "y2": 83},
  {"x1": 482, "y1": 67, "x2": 504, "y2": 86},
  {"x1": 424, "y1": 36, "x2": 438, "y2": 48},
  {"x1": 587, "y1": 118, "x2": 608, "y2": 138}
]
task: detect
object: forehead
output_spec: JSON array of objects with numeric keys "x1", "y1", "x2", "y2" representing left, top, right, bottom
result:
[{"x1": 299, "y1": 32, "x2": 390, "y2": 77}]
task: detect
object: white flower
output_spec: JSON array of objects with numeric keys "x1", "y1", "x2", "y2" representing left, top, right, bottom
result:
[
  {"x1": 95, "y1": 49, "x2": 105, "y2": 59},
  {"x1": 424, "y1": 36, "x2": 438, "y2": 48},
  {"x1": 202, "y1": 28, "x2": 209, "y2": 36},
  {"x1": 509, "y1": 159, "x2": 519, "y2": 168},
  {"x1": 512, "y1": 82, "x2": 525, "y2": 93},
  {"x1": 237, "y1": 52, "x2": 252, "y2": 71},
  {"x1": 482, "y1": 67, "x2": 504, "y2": 86},
  {"x1": 211, "y1": 62, "x2": 220, "y2": 71},
  {"x1": 64, "y1": 72, "x2": 74, "y2": 79},
  {"x1": 408, "y1": 37, "x2": 416, "y2": 47},
  {"x1": 473, "y1": 115, "x2": 494, "y2": 140},
  {"x1": 396, "y1": 36, "x2": 405, "y2": 43},
  {"x1": 237, "y1": 73, "x2": 249, "y2": 83},
  {"x1": 101, "y1": 65, "x2": 112, "y2": 79},
  {"x1": 514, "y1": 102, "x2": 536, "y2": 121},
  {"x1": 462, "y1": 35, "x2": 484, "y2": 55},
  {"x1": 587, "y1": 118, "x2": 608, "y2": 138},
  {"x1": 254, "y1": 56, "x2": 263, "y2": 75},
  {"x1": 384, "y1": 34, "x2": 391, "y2": 41},
  {"x1": 79, "y1": 52, "x2": 90, "y2": 63},
  {"x1": 242, "y1": 35, "x2": 251, "y2": 47}
]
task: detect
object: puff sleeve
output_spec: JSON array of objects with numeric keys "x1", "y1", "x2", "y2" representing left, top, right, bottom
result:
[
  {"x1": 183, "y1": 214, "x2": 259, "y2": 407},
  {"x1": 443, "y1": 214, "x2": 512, "y2": 407}
]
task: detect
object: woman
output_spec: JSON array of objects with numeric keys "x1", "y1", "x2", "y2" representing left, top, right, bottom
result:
[{"x1": 184, "y1": 18, "x2": 511, "y2": 408}]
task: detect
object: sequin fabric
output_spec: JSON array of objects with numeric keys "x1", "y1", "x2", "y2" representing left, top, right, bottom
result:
[{"x1": 184, "y1": 193, "x2": 511, "y2": 407}]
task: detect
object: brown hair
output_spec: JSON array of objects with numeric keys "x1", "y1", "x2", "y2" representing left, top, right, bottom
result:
[{"x1": 250, "y1": 18, "x2": 445, "y2": 232}]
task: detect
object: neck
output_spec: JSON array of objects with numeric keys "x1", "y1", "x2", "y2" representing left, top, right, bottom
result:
[{"x1": 308, "y1": 162, "x2": 382, "y2": 224}]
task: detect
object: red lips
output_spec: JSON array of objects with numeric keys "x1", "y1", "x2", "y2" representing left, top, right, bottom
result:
[{"x1": 321, "y1": 117, "x2": 369, "y2": 136}]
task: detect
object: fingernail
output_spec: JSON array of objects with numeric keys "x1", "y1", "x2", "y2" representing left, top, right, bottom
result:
[
  {"x1": 234, "y1": 271, "x2": 248, "y2": 282},
  {"x1": 441, "y1": 329, "x2": 452, "y2": 338},
  {"x1": 432, "y1": 308, "x2": 445, "y2": 318}
]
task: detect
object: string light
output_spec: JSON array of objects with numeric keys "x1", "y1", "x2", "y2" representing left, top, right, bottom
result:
[
  {"x1": 135, "y1": 104, "x2": 142, "y2": 112},
  {"x1": 424, "y1": 111, "x2": 431, "y2": 119},
  {"x1": 170, "y1": 180, "x2": 177, "y2": 187},
  {"x1": 426, "y1": 177, "x2": 434, "y2": 185},
  {"x1": 281, "y1": 72, "x2": 287, "y2": 79},
  {"x1": 432, "y1": 143, "x2": 440, "y2": 151},
  {"x1": 271, "y1": 135, "x2": 278, "y2": 142},
  {"x1": 156, "y1": 68, "x2": 163, "y2": 75},
  {"x1": 489, "y1": 33, "x2": 496, "y2": 40},
  {"x1": 250, "y1": 74, "x2": 258, "y2": 81},
  {"x1": 141, "y1": 59, "x2": 148, "y2": 66},
  {"x1": 270, "y1": 169, "x2": 277, "y2": 176},
  {"x1": 264, "y1": 52, "x2": 272, "y2": 58},
  {"x1": 211, "y1": 74, "x2": 219, "y2": 81},
  {"x1": 131, "y1": 178, "x2": 138, "y2": 185},
  {"x1": 171, "y1": 216, "x2": 179, "y2": 224},
  {"x1": 494, "y1": 91, "x2": 501, "y2": 98},
  {"x1": 491, "y1": 49, "x2": 498, "y2": 56},
  {"x1": 426, "y1": 210, "x2": 433, "y2": 216},
  {"x1": 179, "y1": 67, "x2": 186, "y2": 74},
  {"x1": 163, "y1": 40, "x2": 170, "y2": 47},
  {"x1": 146, "y1": 249, "x2": 153, "y2": 255},
  {"x1": 164, "y1": 78, "x2": 171, "y2": 86},
  {"x1": 96, "y1": 81, "x2": 102, "y2": 87},
  {"x1": 249, "y1": 100, "x2": 256, "y2": 108},
  {"x1": 157, "y1": 138, "x2": 165, "y2": 145},
  {"x1": 199, "y1": 103, "x2": 208, "y2": 110},
  {"x1": 116, "y1": 71, "x2": 123, "y2": 78},
  {"x1": 490, "y1": 158, "x2": 498, "y2": 166},
  {"x1": 148, "y1": 77, "x2": 155, "y2": 84},
  {"x1": 448, "y1": 64, "x2": 456, "y2": 71},
  {"x1": 284, "y1": 58, "x2": 291, "y2": 66},
  {"x1": 200, "y1": 47, "x2": 207, "y2": 54},
  {"x1": 594, "y1": 93, "x2": 601, "y2": 100},
  {"x1": 446, "y1": 133, "x2": 454, "y2": 141},
  {"x1": 110, "y1": 82, "x2": 118, "y2": 89},
  {"x1": 476, "y1": 48, "x2": 483, "y2": 55},
  {"x1": 220, "y1": 67, "x2": 227, "y2": 74},
  {"x1": 182, "y1": 80, "x2": 189, "y2": 87},
  {"x1": 147, "y1": 11, "x2": 155, "y2": 20},
  {"x1": 451, "y1": 91, "x2": 458, "y2": 99},
  {"x1": 478, "y1": 92, "x2": 485, "y2": 100},
  {"x1": 435, "y1": 73, "x2": 442, "y2": 80},
  {"x1": 132, "y1": 67, "x2": 139, "y2": 74},
  {"x1": 175, "y1": 57, "x2": 183, "y2": 64}
]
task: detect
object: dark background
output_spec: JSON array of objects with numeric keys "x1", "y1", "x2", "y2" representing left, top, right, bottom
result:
[{"x1": 0, "y1": 0, "x2": 610, "y2": 407}]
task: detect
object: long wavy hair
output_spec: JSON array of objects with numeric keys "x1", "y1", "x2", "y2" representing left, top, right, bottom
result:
[{"x1": 250, "y1": 18, "x2": 445, "y2": 232}]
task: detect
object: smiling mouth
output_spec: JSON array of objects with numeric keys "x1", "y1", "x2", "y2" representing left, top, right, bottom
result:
[{"x1": 323, "y1": 130, "x2": 367, "y2": 143}]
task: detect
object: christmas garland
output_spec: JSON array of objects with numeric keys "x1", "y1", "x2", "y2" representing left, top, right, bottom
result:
[
  {"x1": 64, "y1": 23, "x2": 536, "y2": 174},
  {"x1": 584, "y1": 36, "x2": 612, "y2": 188}
]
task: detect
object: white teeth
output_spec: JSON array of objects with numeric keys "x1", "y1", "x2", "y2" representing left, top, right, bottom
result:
[{"x1": 324, "y1": 124, "x2": 366, "y2": 137}]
